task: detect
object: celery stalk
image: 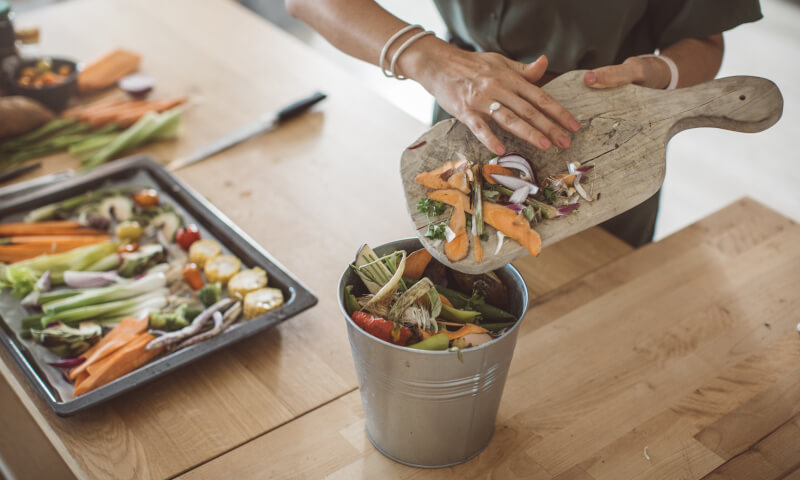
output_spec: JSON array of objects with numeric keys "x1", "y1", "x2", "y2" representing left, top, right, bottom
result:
[{"x1": 43, "y1": 272, "x2": 166, "y2": 314}]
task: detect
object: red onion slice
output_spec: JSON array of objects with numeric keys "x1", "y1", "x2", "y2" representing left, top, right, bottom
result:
[
  {"x1": 508, "y1": 186, "x2": 531, "y2": 204},
  {"x1": 574, "y1": 177, "x2": 593, "y2": 202},
  {"x1": 576, "y1": 165, "x2": 594, "y2": 173},
  {"x1": 505, "y1": 203, "x2": 525, "y2": 213},
  {"x1": 498, "y1": 152, "x2": 536, "y2": 183},
  {"x1": 64, "y1": 270, "x2": 121, "y2": 288},
  {"x1": 49, "y1": 357, "x2": 86, "y2": 368},
  {"x1": 557, "y1": 204, "x2": 580, "y2": 215},
  {"x1": 490, "y1": 174, "x2": 539, "y2": 195},
  {"x1": 119, "y1": 74, "x2": 155, "y2": 98}
]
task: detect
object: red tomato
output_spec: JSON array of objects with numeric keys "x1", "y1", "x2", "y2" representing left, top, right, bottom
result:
[
  {"x1": 176, "y1": 224, "x2": 201, "y2": 250},
  {"x1": 351, "y1": 311, "x2": 412, "y2": 346},
  {"x1": 133, "y1": 189, "x2": 159, "y2": 208}
]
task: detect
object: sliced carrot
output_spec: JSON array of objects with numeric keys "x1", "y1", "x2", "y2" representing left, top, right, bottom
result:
[
  {"x1": 63, "y1": 98, "x2": 127, "y2": 120},
  {"x1": 415, "y1": 160, "x2": 471, "y2": 194},
  {"x1": 78, "y1": 49, "x2": 141, "y2": 93},
  {"x1": 114, "y1": 97, "x2": 188, "y2": 127},
  {"x1": 69, "y1": 317, "x2": 148, "y2": 380},
  {"x1": 439, "y1": 294, "x2": 453, "y2": 308},
  {"x1": 4, "y1": 235, "x2": 110, "y2": 245},
  {"x1": 442, "y1": 323, "x2": 489, "y2": 341},
  {"x1": 444, "y1": 202, "x2": 469, "y2": 262},
  {"x1": 74, "y1": 332, "x2": 162, "y2": 396},
  {"x1": 446, "y1": 172, "x2": 469, "y2": 193},
  {"x1": 404, "y1": 248, "x2": 433, "y2": 280},
  {"x1": 0, "y1": 221, "x2": 105, "y2": 236},
  {"x1": 482, "y1": 165, "x2": 513, "y2": 184},
  {"x1": 473, "y1": 232, "x2": 483, "y2": 263},
  {"x1": 428, "y1": 189, "x2": 542, "y2": 257},
  {"x1": 552, "y1": 173, "x2": 577, "y2": 187}
]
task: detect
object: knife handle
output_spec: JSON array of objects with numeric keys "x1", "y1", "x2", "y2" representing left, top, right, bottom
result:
[{"x1": 276, "y1": 91, "x2": 327, "y2": 122}]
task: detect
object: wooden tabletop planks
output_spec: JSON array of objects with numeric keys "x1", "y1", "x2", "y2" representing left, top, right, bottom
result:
[{"x1": 180, "y1": 198, "x2": 800, "y2": 479}]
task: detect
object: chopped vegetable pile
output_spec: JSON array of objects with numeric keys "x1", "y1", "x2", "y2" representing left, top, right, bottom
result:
[
  {"x1": 0, "y1": 186, "x2": 285, "y2": 397},
  {"x1": 415, "y1": 151, "x2": 598, "y2": 263},
  {"x1": 344, "y1": 243, "x2": 518, "y2": 351}
]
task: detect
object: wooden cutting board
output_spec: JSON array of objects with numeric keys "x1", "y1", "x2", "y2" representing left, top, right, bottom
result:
[{"x1": 401, "y1": 70, "x2": 783, "y2": 274}]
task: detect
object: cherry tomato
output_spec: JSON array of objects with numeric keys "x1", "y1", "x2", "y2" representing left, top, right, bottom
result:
[
  {"x1": 133, "y1": 189, "x2": 159, "y2": 208},
  {"x1": 182, "y1": 263, "x2": 205, "y2": 290},
  {"x1": 117, "y1": 242, "x2": 139, "y2": 255},
  {"x1": 176, "y1": 224, "x2": 201, "y2": 250}
]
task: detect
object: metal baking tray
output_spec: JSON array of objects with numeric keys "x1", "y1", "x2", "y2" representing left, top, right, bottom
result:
[{"x1": 0, "y1": 156, "x2": 318, "y2": 416}]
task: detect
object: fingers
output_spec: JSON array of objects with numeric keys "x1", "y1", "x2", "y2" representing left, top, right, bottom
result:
[
  {"x1": 584, "y1": 61, "x2": 641, "y2": 88},
  {"x1": 492, "y1": 90, "x2": 568, "y2": 149},
  {"x1": 512, "y1": 79, "x2": 580, "y2": 134},
  {"x1": 520, "y1": 55, "x2": 548, "y2": 84},
  {"x1": 489, "y1": 103, "x2": 552, "y2": 150},
  {"x1": 462, "y1": 113, "x2": 506, "y2": 156}
]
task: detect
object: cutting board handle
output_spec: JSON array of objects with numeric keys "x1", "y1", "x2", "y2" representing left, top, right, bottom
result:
[{"x1": 658, "y1": 76, "x2": 783, "y2": 141}]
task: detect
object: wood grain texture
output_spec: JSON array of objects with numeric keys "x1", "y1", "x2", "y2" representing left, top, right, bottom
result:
[
  {"x1": 401, "y1": 72, "x2": 784, "y2": 273},
  {"x1": 183, "y1": 198, "x2": 800, "y2": 479}
]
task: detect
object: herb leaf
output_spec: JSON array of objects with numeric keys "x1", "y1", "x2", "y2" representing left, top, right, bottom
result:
[{"x1": 417, "y1": 198, "x2": 446, "y2": 217}]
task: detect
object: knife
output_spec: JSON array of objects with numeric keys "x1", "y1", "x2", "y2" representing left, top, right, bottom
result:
[
  {"x1": 167, "y1": 91, "x2": 327, "y2": 171},
  {"x1": 0, "y1": 169, "x2": 75, "y2": 200}
]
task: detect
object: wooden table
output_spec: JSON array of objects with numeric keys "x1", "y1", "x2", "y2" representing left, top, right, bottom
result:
[{"x1": 1, "y1": 1, "x2": 798, "y2": 479}]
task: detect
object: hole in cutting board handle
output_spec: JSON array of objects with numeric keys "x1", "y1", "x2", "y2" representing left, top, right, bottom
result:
[{"x1": 739, "y1": 95, "x2": 746, "y2": 100}]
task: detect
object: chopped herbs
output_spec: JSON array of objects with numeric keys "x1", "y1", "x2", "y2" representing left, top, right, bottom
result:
[
  {"x1": 480, "y1": 233, "x2": 489, "y2": 242},
  {"x1": 542, "y1": 187, "x2": 556, "y2": 203},
  {"x1": 417, "y1": 198, "x2": 446, "y2": 217},
  {"x1": 424, "y1": 223, "x2": 447, "y2": 240}
]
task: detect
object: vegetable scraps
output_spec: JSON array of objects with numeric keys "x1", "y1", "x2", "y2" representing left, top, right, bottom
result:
[
  {"x1": 414, "y1": 151, "x2": 599, "y2": 263},
  {"x1": 345, "y1": 243, "x2": 518, "y2": 351}
]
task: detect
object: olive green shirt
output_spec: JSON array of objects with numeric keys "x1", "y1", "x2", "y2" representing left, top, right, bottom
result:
[{"x1": 433, "y1": 0, "x2": 762, "y2": 73}]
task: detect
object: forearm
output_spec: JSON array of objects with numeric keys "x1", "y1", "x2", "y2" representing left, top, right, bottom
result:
[
  {"x1": 662, "y1": 34, "x2": 724, "y2": 87},
  {"x1": 285, "y1": 0, "x2": 451, "y2": 77}
]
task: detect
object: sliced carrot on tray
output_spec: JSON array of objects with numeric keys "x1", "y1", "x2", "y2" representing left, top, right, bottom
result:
[
  {"x1": 69, "y1": 316, "x2": 148, "y2": 380},
  {"x1": 74, "y1": 332, "x2": 163, "y2": 397}
]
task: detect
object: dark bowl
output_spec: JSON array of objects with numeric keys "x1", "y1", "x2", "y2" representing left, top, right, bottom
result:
[{"x1": 2, "y1": 56, "x2": 78, "y2": 112}]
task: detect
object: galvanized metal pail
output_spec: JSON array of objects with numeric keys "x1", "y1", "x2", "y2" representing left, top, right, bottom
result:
[{"x1": 338, "y1": 238, "x2": 529, "y2": 468}]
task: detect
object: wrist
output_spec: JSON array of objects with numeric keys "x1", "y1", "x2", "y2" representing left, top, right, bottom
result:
[
  {"x1": 635, "y1": 55, "x2": 674, "y2": 89},
  {"x1": 394, "y1": 35, "x2": 456, "y2": 85}
]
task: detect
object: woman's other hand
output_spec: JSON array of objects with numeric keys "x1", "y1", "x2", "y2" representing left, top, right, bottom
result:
[{"x1": 583, "y1": 56, "x2": 672, "y2": 89}]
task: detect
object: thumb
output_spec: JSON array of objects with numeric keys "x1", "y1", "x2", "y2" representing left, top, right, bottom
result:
[
  {"x1": 584, "y1": 63, "x2": 636, "y2": 89},
  {"x1": 521, "y1": 55, "x2": 548, "y2": 83}
]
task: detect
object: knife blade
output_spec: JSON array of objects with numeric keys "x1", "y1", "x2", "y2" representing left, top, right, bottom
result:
[
  {"x1": 0, "y1": 170, "x2": 75, "y2": 200},
  {"x1": 167, "y1": 91, "x2": 327, "y2": 171}
]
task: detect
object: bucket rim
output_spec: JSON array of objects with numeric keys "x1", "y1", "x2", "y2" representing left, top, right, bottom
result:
[{"x1": 337, "y1": 237, "x2": 529, "y2": 355}]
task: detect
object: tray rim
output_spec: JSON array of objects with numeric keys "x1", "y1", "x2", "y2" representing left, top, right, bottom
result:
[{"x1": 0, "y1": 155, "x2": 318, "y2": 416}]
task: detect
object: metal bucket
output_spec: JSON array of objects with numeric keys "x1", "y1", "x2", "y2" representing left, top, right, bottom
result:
[{"x1": 337, "y1": 238, "x2": 529, "y2": 468}]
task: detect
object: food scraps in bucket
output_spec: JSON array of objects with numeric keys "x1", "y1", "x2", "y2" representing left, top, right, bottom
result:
[{"x1": 344, "y1": 243, "x2": 518, "y2": 351}]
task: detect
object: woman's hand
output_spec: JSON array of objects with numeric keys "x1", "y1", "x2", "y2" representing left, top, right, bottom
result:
[
  {"x1": 584, "y1": 56, "x2": 672, "y2": 90},
  {"x1": 402, "y1": 45, "x2": 580, "y2": 156}
]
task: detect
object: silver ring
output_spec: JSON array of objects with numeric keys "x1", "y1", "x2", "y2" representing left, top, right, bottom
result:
[{"x1": 488, "y1": 101, "x2": 501, "y2": 115}]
